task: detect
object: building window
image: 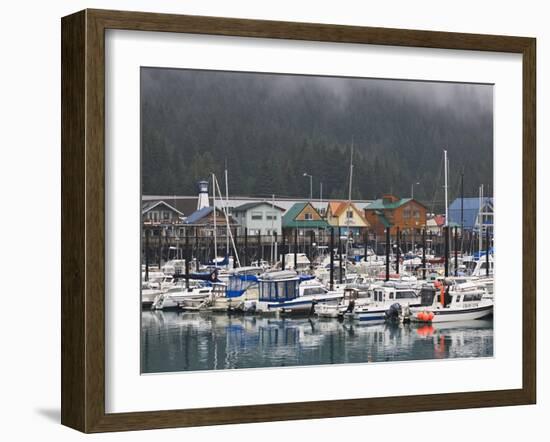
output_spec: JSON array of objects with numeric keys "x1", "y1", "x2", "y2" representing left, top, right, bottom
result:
[
  {"x1": 404, "y1": 209, "x2": 411, "y2": 219},
  {"x1": 414, "y1": 210, "x2": 420, "y2": 219},
  {"x1": 266, "y1": 212, "x2": 278, "y2": 221},
  {"x1": 251, "y1": 211, "x2": 263, "y2": 220},
  {"x1": 346, "y1": 210, "x2": 353, "y2": 219},
  {"x1": 163, "y1": 211, "x2": 170, "y2": 220},
  {"x1": 304, "y1": 213, "x2": 313, "y2": 220}
]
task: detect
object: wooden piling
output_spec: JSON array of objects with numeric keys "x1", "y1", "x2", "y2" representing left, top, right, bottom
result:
[
  {"x1": 330, "y1": 227, "x2": 335, "y2": 290},
  {"x1": 385, "y1": 227, "x2": 390, "y2": 281},
  {"x1": 396, "y1": 227, "x2": 400, "y2": 275},
  {"x1": 294, "y1": 228, "x2": 298, "y2": 271},
  {"x1": 185, "y1": 227, "x2": 190, "y2": 289},
  {"x1": 144, "y1": 229, "x2": 149, "y2": 282},
  {"x1": 338, "y1": 227, "x2": 343, "y2": 284},
  {"x1": 454, "y1": 226, "x2": 458, "y2": 276},
  {"x1": 486, "y1": 227, "x2": 490, "y2": 277},
  {"x1": 281, "y1": 231, "x2": 286, "y2": 270},
  {"x1": 422, "y1": 228, "x2": 426, "y2": 280},
  {"x1": 244, "y1": 227, "x2": 248, "y2": 267},
  {"x1": 444, "y1": 226, "x2": 449, "y2": 277}
]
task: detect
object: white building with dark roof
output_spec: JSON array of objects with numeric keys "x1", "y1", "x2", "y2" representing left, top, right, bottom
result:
[
  {"x1": 142, "y1": 200, "x2": 184, "y2": 225},
  {"x1": 232, "y1": 202, "x2": 285, "y2": 236}
]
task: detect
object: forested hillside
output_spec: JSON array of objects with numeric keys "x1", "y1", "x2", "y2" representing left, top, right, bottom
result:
[{"x1": 141, "y1": 68, "x2": 493, "y2": 212}]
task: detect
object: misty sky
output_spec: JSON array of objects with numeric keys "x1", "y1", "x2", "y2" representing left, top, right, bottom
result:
[{"x1": 140, "y1": 67, "x2": 493, "y2": 203}]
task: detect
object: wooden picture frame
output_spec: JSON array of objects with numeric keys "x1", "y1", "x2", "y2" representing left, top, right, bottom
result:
[{"x1": 61, "y1": 9, "x2": 536, "y2": 433}]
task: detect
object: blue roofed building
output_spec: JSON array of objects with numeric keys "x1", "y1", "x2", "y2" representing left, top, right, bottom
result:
[
  {"x1": 448, "y1": 197, "x2": 493, "y2": 231},
  {"x1": 184, "y1": 206, "x2": 240, "y2": 238}
]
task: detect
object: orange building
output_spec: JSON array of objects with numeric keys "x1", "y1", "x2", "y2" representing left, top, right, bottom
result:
[{"x1": 364, "y1": 194, "x2": 427, "y2": 237}]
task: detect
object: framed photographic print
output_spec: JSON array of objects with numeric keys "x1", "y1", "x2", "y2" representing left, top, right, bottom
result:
[{"x1": 61, "y1": 9, "x2": 536, "y2": 433}]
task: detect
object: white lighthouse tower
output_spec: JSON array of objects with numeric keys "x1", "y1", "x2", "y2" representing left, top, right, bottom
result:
[{"x1": 197, "y1": 180, "x2": 210, "y2": 211}]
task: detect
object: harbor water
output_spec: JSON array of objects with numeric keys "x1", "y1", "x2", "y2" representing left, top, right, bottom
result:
[{"x1": 141, "y1": 311, "x2": 493, "y2": 373}]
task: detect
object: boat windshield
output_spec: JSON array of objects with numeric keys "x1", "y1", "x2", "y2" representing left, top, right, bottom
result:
[{"x1": 395, "y1": 290, "x2": 418, "y2": 300}]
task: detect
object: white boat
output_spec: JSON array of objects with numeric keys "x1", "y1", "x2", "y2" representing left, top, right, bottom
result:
[
  {"x1": 151, "y1": 280, "x2": 214, "y2": 310},
  {"x1": 315, "y1": 287, "x2": 371, "y2": 318},
  {"x1": 411, "y1": 280, "x2": 493, "y2": 323},
  {"x1": 347, "y1": 283, "x2": 422, "y2": 323},
  {"x1": 247, "y1": 271, "x2": 343, "y2": 315},
  {"x1": 161, "y1": 259, "x2": 186, "y2": 275},
  {"x1": 280, "y1": 253, "x2": 311, "y2": 272},
  {"x1": 141, "y1": 287, "x2": 162, "y2": 308},
  {"x1": 205, "y1": 266, "x2": 263, "y2": 312}
]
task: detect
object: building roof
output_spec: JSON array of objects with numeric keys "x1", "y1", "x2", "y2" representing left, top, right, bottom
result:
[
  {"x1": 142, "y1": 200, "x2": 184, "y2": 216},
  {"x1": 327, "y1": 201, "x2": 369, "y2": 225},
  {"x1": 184, "y1": 207, "x2": 214, "y2": 224},
  {"x1": 375, "y1": 211, "x2": 392, "y2": 228},
  {"x1": 282, "y1": 202, "x2": 329, "y2": 229},
  {"x1": 366, "y1": 197, "x2": 418, "y2": 210},
  {"x1": 184, "y1": 207, "x2": 239, "y2": 226},
  {"x1": 233, "y1": 201, "x2": 285, "y2": 212},
  {"x1": 448, "y1": 197, "x2": 493, "y2": 230},
  {"x1": 142, "y1": 195, "x2": 373, "y2": 213}
]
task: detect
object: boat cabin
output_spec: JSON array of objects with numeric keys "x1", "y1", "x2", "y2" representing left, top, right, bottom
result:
[
  {"x1": 419, "y1": 281, "x2": 485, "y2": 308},
  {"x1": 369, "y1": 284, "x2": 420, "y2": 305},
  {"x1": 258, "y1": 271, "x2": 300, "y2": 302},
  {"x1": 226, "y1": 267, "x2": 262, "y2": 298}
]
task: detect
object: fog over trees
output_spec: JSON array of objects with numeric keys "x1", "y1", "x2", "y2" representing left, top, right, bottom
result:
[{"x1": 141, "y1": 68, "x2": 493, "y2": 212}]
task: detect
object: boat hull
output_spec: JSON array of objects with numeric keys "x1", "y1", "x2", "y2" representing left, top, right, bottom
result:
[{"x1": 413, "y1": 304, "x2": 493, "y2": 323}]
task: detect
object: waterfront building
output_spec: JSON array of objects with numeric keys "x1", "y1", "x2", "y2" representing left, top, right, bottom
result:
[
  {"x1": 142, "y1": 200, "x2": 184, "y2": 225},
  {"x1": 448, "y1": 197, "x2": 494, "y2": 233},
  {"x1": 364, "y1": 194, "x2": 427, "y2": 238},
  {"x1": 325, "y1": 201, "x2": 370, "y2": 239},
  {"x1": 282, "y1": 202, "x2": 329, "y2": 243},
  {"x1": 184, "y1": 206, "x2": 239, "y2": 238},
  {"x1": 232, "y1": 202, "x2": 285, "y2": 236}
]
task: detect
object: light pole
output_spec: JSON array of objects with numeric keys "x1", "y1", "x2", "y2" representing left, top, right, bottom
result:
[
  {"x1": 411, "y1": 181, "x2": 420, "y2": 199},
  {"x1": 303, "y1": 173, "x2": 313, "y2": 200}
]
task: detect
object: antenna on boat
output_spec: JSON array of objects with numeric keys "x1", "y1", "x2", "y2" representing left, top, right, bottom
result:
[
  {"x1": 478, "y1": 184, "x2": 484, "y2": 255},
  {"x1": 224, "y1": 159, "x2": 230, "y2": 257},
  {"x1": 444, "y1": 149, "x2": 449, "y2": 227},
  {"x1": 213, "y1": 174, "x2": 241, "y2": 267},
  {"x1": 212, "y1": 173, "x2": 217, "y2": 268},
  {"x1": 345, "y1": 139, "x2": 354, "y2": 262}
]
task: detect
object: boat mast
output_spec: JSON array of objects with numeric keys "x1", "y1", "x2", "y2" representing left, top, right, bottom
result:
[
  {"x1": 212, "y1": 173, "x2": 217, "y2": 267},
  {"x1": 478, "y1": 184, "x2": 484, "y2": 254},
  {"x1": 271, "y1": 194, "x2": 275, "y2": 264},
  {"x1": 224, "y1": 161, "x2": 230, "y2": 257},
  {"x1": 460, "y1": 169, "x2": 464, "y2": 257},
  {"x1": 345, "y1": 140, "x2": 354, "y2": 259},
  {"x1": 213, "y1": 176, "x2": 241, "y2": 267},
  {"x1": 444, "y1": 149, "x2": 449, "y2": 227}
]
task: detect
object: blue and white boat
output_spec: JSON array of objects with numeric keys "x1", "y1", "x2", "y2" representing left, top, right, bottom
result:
[
  {"x1": 206, "y1": 266, "x2": 263, "y2": 311},
  {"x1": 246, "y1": 271, "x2": 343, "y2": 315}
]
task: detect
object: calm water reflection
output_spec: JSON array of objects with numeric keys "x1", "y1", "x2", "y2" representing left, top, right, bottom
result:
[{"x1": 141, "y1": 311, "x2": 493, "y2": 373}]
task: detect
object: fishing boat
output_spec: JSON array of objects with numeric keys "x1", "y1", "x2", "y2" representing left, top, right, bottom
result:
[
  {"x1": 347, "y1": 282, "x2": 422, "y2": 323},
  {"x1": 245, "y1": 270, "x2": 343, "y2": 315},
  {"x1": 411, "y1": 279, "x2": 493, "y2": 323},
  {"x1": 315, "y1": 286, "x2": 371, "y2": 318}
]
